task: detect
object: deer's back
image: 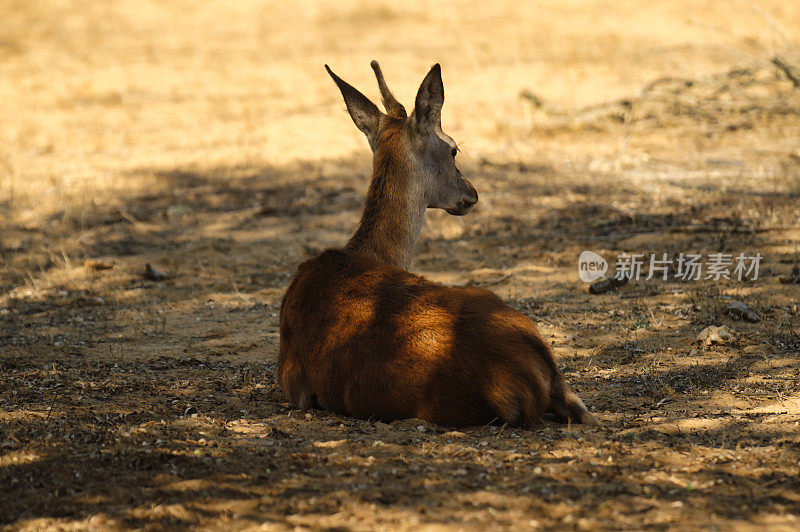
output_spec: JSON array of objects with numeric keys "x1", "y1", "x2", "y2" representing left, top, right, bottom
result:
[{"x1": 278, "y1": 248, "x2": 560, "y2": 426}]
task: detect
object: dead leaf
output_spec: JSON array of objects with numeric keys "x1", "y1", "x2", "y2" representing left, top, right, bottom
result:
[{"x1": 85, "y1": 259, "x2": 115, "y2": 270}]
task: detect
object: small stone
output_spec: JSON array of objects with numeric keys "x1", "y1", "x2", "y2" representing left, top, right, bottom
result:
[{"x1": 697, "y1": 325, "x2": 734, "y2": 347}]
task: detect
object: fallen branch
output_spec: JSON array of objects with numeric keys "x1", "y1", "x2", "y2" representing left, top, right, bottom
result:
[
  {"x1": 772, "y1": 56, "x2": 800, "y2": 89},
  {"x1": 520, "y1": 89, "x2": 632, "y2": 122},
  {"x1": 521, "y1": 60, "x2": 800, "y2": 132}
]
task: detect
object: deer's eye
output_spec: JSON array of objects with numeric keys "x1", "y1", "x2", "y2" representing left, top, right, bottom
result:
[{"x1": 451, "y1": 147, "x2": 457, "y2": 158}]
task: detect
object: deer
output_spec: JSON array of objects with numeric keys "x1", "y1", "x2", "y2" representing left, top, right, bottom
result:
[{"x1": 278, "y1": 61, "x2": 598, "y2": 427}]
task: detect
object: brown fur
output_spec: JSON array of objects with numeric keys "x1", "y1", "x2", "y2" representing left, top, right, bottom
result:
[
  {"x1": 279, "y1": 248, "x2": 596, "y2": 427},
  {"x1": 344, "y1": 117, "x2": 413, "y2": 267},
  {"x1": 277, "y1": 64, "x2": 597, "y2": 427}
]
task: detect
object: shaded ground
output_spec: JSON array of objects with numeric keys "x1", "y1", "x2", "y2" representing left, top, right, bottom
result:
[{"x1": 2, "y1": 0, "x2": 800, "y2": 530}]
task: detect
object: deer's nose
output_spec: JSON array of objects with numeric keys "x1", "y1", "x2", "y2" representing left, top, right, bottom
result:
[{"x1": 465, "y1": 183, "x2": 478, "y2": 205}]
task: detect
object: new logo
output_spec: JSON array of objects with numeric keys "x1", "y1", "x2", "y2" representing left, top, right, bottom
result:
[{"x1": 578, "y1": 251, "x2": 608, "y2": 283}]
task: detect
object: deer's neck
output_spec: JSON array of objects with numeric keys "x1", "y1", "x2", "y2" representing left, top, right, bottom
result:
[{"x1": 346, "y1": 150, "x2": 424, "y2": 270}]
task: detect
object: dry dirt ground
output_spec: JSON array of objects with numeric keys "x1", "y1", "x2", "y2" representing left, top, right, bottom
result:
[{"x1": 2, "y1": 1, "x2": 800, "y2": 530}]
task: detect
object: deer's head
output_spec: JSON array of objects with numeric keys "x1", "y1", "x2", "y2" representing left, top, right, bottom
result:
[{"x1": 326, "y1": 61, "x2": 478, "y2": 216}]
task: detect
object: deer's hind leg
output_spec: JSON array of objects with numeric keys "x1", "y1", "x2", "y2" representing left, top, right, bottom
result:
[
  {"x1": 545, "y1": 381, "x2": 599, "y2": 426},
  {"x1": 484, "y1": 366, "x2": 550, "y2": 427},
  {"x1": 277, "y1": 356, "x2": 319, "y2": 410}
]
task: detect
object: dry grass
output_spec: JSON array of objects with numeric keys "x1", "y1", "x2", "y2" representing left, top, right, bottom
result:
[{"x1": 2, "y1": 0, "x2": 800, "y2": 530}]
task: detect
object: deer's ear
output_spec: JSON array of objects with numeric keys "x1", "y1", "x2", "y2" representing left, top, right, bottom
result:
[
  {"x1": 326, "y1": 65, "x2": 382, "y2": 150},
  {"x1": 412, "y1": 63, "x2": 444, "y2": 134}
]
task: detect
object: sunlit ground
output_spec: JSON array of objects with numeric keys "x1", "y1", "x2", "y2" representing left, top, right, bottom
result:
[{"x1": 2, "y1": 0, "x2": 799, "y2": 529}]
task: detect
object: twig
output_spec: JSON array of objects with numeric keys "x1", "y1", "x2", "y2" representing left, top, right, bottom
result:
[
  {"x1": 472, "y1": 417, "x2": 499, "y2": 433},
  {"x1": 496, "y1": 422, "x2": 508, "y2": 438},
  {"x1": 640, "y1": 77, "x2": 696, "y2": 95},
  {"x1": 118, "y1": 207, "x2": 144, "y2": 227},
  {"x1": 772, "y1": 56, "x2": 800, "y2": 89},
  {"x1": 45, "y1": 391, "x2": 59, "y2": 422},
  {"x1": 521, "y1": 89, "x2": 632, "y2": 121},
  {"x1": 529, "y1": 313, "x2": 554, "y2": 327}
]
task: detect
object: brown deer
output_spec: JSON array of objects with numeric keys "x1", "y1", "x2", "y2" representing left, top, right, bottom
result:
[{"x1": 278, "y1": 61, "x2": 597, "y2": 427}]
